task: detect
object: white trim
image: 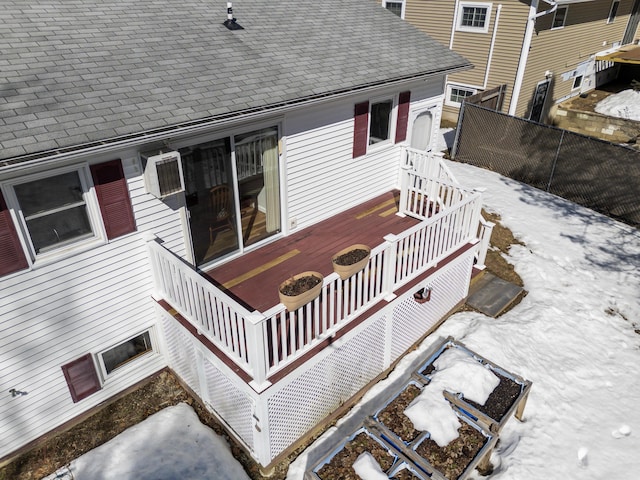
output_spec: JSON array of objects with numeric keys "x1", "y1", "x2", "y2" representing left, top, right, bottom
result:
[
  {"x1": 96, "y1": 327, "x2": 158, "y2": 382},
  {"x1": 382, "y1": 0, "x2": 406, "y2": 19},
  {"x1": 456, "y1": 2, "x2": 492, "y2": 34},
  {"x1": 2, "y1": 164, "x2": 107, "y2": 268},
  {"x1": 607, "y1": 0, "x2": 620, "y2": 24},
  {"x1": 445, "y1": 83, "x2": 478, "y2": 107},
  {"x1": 367, "y1": 95, "x2": 397, "y2": 151},
  {"x1": 551, "y1": 5, "x2": 568, "y2": 29},
  {"x1": 572, "y1": 74, "x2": 584, "y2": 90},
  {"x1": 483, "y1": 3, "x2": 501, "y2": 89}
]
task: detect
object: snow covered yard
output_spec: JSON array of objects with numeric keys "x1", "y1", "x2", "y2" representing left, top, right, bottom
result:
[
  {"x1": 43, "y1": 160, "x2": 640, "y2": 480},
  {"x1": 43, "y1": 403, "x2": 250, "y2": 480},
  {"x1": 289, "y1": 161, "x2": 640, "y2": 479},
  {"x1": 595, "y1": 89, "x2": 640, "y2": 121}
]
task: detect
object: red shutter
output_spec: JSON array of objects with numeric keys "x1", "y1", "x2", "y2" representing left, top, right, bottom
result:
[
  {"x1": 61, "y1": 354, "x2": 101, "y2": 403},
  {"x1": 0, "y1": 191, "x2": 28, "y2": 277},
  {"x1": 90, "y1": 160, "x2": 136, "y2": 240},
  {"x1": 395, "y1": 91, "x2": 411, "y2": 143},
  {"x1": 352, "y1": 101, "x2": 369, "y2": 158}
]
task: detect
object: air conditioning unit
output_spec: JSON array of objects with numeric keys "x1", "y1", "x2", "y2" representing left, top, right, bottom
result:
[{"x1": 141, "y1": 151, "x2": 185, "y2": 199}]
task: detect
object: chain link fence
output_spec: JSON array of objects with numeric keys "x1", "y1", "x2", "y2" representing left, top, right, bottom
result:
[{"x1": 452, "y1": 103, "x2": 640, "y2": 228}]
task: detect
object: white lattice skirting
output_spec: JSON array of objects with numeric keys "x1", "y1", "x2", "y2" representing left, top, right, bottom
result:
[{"x1": 159, "y1": 249, "x2": 474, "y2": 467}]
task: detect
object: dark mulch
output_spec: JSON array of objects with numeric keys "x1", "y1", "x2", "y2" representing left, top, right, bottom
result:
[
  {"x1": 377, "y1": 384, "x2": 422, "y2": 443},
  {"x1": 414, "y1": 422, "x2": 486, "y2": 480},
  {"x1": 333, "y1": 248, "x2": 369, "y2": 266},
  {"x1": 464, "y1": 373, "x2": 522, "y2": 422},
  {"x1": 316, "y1": 432, "x2": 395, "y2": 480},
  {"x1": 279, "y1": 274, "x2": 322, "y2": 296},
  {"x1": 390, "y1": 466, "x2": 423, "y2": 479}
]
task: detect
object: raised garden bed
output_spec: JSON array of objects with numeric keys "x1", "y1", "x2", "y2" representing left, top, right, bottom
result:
[
  {"x1": 388, "y1": 462, "x2": 428, "y2": 480},
  {"x1": 314, "y1": 428, "x2": 397, "y2": 480},
  {"x1": 306, "y1": 337, "x2": 531, "y2": 480},
  {"x1": 412, "y1": 418, "x2": 488, "y2": 480},
  {"x1": 375, "y1": 382, "x2": 423, "y2": 444},
  {"x1": 417, "y1": 337, "x2": 532, "y2": 434}
]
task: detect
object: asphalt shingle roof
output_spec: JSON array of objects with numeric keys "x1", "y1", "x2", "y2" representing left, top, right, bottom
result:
[{"x1": 0, "y1": 0, "x2": 470, "y2": 164}]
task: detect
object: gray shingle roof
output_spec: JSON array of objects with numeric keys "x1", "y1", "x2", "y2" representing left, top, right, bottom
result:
[{"x1": 0, "y1": 0, "x2": 470, "y2": 163}]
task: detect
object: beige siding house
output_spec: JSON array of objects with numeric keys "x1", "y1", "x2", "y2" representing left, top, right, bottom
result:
[{"x1": 381, "y1": 0, "x2": 640, "y2": 123}]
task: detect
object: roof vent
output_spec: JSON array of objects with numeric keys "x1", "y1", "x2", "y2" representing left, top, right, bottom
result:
[{"x1": 223, "y1": 1, "x2": 244, "y2": 30}]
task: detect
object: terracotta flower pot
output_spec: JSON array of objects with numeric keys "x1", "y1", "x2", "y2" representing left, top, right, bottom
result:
[
  {"x1": 278, "y1": 271, "x2": 324, "y2": 311},
  {"x1": 332, "y1": 244, "x2": 371, "y2": 280}
]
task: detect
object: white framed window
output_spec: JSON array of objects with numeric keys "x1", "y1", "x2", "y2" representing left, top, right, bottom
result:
[
  {"x1": 607, "y1": 0, "x2": 620, "y2": 24},
  {"x1": 369, "y1": 98, "x2": 394, "y2": 146},
  {"x1": 552, "y1": 6, "x2": 568, "y2": 29},
  {"x1": 383, "y1": 0, "x2": 405, "y2": 19},
  {"x1": 445, "y1": 84, "x2": 477, "y2": 107},
  {"x1": 456, "y1": 2, "x2": 492, "y2": 33},
  {"x1": 9, "y1": 165, "x2": 103, "y2": 260},
  {"x1": 572, "y1": 75, "x2": 583, "y2": 90},
  {"x1": 98, "y1": 330, "x2": 155, "y2": 378}
]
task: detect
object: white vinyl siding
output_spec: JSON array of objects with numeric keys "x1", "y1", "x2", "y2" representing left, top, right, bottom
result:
[
  {"x1": 0, "y1": 155, "x2": 183, "y2": 459},
  {"x1": 284, "y1": 81, "x2": 444, "y2": 231}
]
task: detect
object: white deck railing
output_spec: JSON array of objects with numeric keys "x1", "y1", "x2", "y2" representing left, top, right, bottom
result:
[{"x1": 147, "y1": 150, "x2": 488, "y2": 391}]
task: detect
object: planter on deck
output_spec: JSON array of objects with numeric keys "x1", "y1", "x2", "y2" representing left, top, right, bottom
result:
[
  {"x1": 278, "y1": 271, "x2": 324, "y2": 311},
  {"x1": 332, "y1": 244, "x2": 371, "y2": 280}
]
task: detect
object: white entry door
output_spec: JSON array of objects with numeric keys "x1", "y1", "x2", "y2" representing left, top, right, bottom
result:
[{"x1": 409, "y1": 109, "x2": 434, "y2": 151}]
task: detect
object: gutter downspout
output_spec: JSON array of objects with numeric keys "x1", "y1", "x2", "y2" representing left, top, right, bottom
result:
[
  {"x1": 508, "y1": 0, "x2": 558, "y2": 115},
  {"x1": 483, "y1": 4, "x2": 502, "y2": 89}
]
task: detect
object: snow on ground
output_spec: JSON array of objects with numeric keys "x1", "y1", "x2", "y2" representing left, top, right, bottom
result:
[
  {"x1": 404, "y1": 348, "x2": 500, "y2": 447},
  {"x1": 44, "y1": 403, "x2": 250, "y2": 480},
  {"x1": 44, "y1": 155, "x2": 640, "y2": 480},
  {"x1": 594, "y1": 89, "x2": 640, "y2": 121},
  {"x1": 289, "y1": 160, "x2": 640, "y2": 479}
]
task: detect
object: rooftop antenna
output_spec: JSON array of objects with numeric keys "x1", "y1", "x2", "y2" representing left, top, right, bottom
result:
[{"x1": 223, "y1": 1, "x2": 244, "y2": 30}]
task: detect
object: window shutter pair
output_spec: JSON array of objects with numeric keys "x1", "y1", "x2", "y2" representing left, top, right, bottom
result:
[
  {"x1": 0, "y1": 159, "x2": 136, "y2": 278},
  {"x1": 352, "y1": 91, "x2": 411, "y2": 158}
]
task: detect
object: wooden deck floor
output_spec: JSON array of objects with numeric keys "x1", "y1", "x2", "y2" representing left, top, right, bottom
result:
[{"x1": 204, "y1": 191, "x2": 421, "y2": 312}]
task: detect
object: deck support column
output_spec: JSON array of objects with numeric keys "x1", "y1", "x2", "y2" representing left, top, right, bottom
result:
[
  {"x1": 382, "y1": 234, "x2": 399, "y2": 301},
  {"x1": 245, "y1": 311, "x2": 271, "y2": 392},
  {"x1": 398, "y1": 149, "x2": 411, "y2": 218}
]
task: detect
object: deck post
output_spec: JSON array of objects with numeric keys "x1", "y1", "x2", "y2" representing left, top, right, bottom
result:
[
  {"x1": 245, "y1": 311, "x2": 272, "y2": 392},
  {"x1": 143, "y1": 233, "x2": 164, "y2": 301},
  {"x1": 397, "y1": 147, "x2": 410, "y2": 218},
  {"x1": 472, "y1": 189, "x2": 492, "y2": 270},
  {"x1": 382, "y1": 234, "x2": 399, "y2": 301}
]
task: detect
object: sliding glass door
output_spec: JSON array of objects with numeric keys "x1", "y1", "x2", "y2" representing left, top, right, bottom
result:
[
  {"x1": 234, "y1": 127, "x2": 281, "y2": 248},
  {"x1": 181, "y1": 126, "x2": 281, "y2": 267}
]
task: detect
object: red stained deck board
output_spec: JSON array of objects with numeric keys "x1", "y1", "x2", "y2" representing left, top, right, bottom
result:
[{"x1": 205, "y1": 191, "x2": 421, "y2": 311}]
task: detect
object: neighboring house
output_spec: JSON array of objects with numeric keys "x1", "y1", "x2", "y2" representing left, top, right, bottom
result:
[
  {"x1": 0, "y1": 0, "x2": 493, "y2": 472},
  {"x1": 386, "y1": 0, "x2": 640, "y2": 123}
]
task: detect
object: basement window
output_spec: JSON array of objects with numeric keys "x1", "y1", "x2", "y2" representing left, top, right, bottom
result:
[
  {"x1": 572, "y1": 75, "x2": 583, "y2": 90},
  {"x1": 99, "y1": 331, "x2": 154, "y2": 376}
]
